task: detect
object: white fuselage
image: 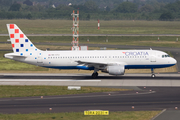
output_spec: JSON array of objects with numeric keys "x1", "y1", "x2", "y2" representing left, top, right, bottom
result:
[{"x1": 5, "y1": 49, "x2": 177, "y2": 71}]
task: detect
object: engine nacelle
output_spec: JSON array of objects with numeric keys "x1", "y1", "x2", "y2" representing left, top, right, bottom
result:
[{"x1": 106, "y1": 65, "x2": 125, "y2": 75}]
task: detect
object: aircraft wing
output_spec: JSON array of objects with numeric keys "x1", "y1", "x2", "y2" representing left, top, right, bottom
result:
[
  {"x1": 75, "y1": 60, "x2": 108, "y2": 66},
  {"x1": 75, "y1": 60, "x2": 127, "y2": 68}
]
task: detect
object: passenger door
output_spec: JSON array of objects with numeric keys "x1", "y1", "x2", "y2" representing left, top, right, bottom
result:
[{"x1": 151, "y1": 51, "x2": 156, "y2": 62}]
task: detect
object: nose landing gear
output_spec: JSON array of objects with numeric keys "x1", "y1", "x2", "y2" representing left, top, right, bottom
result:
[{"x1": 151, "y1": 68, "x2": 155, "y2": 78}]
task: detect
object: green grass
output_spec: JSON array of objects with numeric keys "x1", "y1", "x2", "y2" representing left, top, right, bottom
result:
[
  {"x1": 0, "y1": 86, "x2": 129, "y2": 98},
  {"x1": 0, "y1": 19, "x2": 180, "y2": 34},
  {"x1": 1, "y1": 36, "x2": 180, "y2": 48},
  {"x1": 0, "y1": 111, "x2": 160, "y2": 120}
]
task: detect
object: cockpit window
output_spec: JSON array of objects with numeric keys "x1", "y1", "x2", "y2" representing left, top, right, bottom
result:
[{"x1": 162, "y1": 55, "x2": 170, "y2": 58}]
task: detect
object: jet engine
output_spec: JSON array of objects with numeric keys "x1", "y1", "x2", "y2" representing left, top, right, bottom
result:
[{"x1": 102, "y1": 65, "x2": 125, "y2": 75}]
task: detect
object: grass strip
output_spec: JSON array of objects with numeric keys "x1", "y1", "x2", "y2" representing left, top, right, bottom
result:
[
  {"x1": 0, "y1": 20, "x2": 180, "y2": 34},
  {"x1": 1, "y1": 36, "x2": 180, "y2": 48},
  {"x1": 0, "y1": 111, "x2": 161, "y2": 120},
  {"x1": 0, "y1": 86, "x2": 129, "y2": 98}
]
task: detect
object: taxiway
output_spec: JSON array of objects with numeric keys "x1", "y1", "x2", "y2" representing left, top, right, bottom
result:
[{"x1": 0, "y1": 73, "x2": 180, "y2": 87}]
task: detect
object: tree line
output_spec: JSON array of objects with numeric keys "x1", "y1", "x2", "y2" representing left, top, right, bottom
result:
[{"x1": 0, "y1": 0, "x2": 180, "y2": 20}]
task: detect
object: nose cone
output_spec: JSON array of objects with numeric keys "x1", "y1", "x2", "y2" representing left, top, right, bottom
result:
[{"x1": 171, "y1": 58, "x2": 177, "y2": 65}]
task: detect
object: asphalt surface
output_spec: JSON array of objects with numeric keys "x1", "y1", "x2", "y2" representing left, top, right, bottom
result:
[
  {"x1": 0, "y1": 73, "x2": 180, "y2": 80},
  {"x1": 1, "y1": 73, "x2": 180, "y2": 87},
  {"x1": 0, "y1": 87, "x2": 180, "y2": 114},
  {"x1": 154, "y1": 110, "x2": 180, "y2": 120}
]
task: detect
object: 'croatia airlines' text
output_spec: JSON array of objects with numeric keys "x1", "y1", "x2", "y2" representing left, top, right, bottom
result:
[{"x1": 123, "y1": 52, "x2": 149, "y2": 56}]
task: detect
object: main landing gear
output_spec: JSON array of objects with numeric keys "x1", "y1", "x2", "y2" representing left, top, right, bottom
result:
[
  {"x1": 92, "y1": 68, "x2": 99, "y2": 79},
  {"x1": 92, "y1": 72, "x2": 98, "y2": 79},
  {"x1": 151, "y1": 68, "x2": 155, "y2": 78}
]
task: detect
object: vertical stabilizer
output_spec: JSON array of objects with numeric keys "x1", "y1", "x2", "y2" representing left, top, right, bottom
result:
[{"x1": 6, "y1": 24, "x2": 39, "y2": 53}]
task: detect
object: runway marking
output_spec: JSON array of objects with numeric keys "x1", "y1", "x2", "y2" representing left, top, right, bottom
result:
[
  {"x1": 0, "y1": 80, "x2": 101, "y2": 82},
  {"x1": 0, "y1": 82, "x2": 19, "y2": 85},
  {"x1": 151, "y1": 109, "x2": 166, "y2": 120}
]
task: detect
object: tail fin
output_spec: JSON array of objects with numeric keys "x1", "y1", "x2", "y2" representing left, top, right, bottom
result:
[{"x1": 7, "y1": 24, "x2": 40, "y2": 53}]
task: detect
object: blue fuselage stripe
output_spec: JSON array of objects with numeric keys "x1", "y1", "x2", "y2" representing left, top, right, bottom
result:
[
  {"x1": 44, "y1": 66, "x2": 94, "y2": 70},
  {"x1": 43, "y1": 64, "x2": 175, "y2": 70},
  {"x1": 124, "y1": 64, "x2": 175, "y2": 69}
]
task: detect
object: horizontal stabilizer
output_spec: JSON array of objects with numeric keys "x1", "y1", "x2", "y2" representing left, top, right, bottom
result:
[{"x1": 4, "y1": 53, "x2": 27, "y2": 59}]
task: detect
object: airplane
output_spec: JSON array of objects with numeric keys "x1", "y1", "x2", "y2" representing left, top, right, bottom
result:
[{"x1": 4, "y1": 24, "x2": 177, "y2": 78}]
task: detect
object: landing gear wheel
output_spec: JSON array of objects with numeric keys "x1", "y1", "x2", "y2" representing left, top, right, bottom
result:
[
  {"x1": 92, "y1": 72, "x2": 98, "y2": 79},
  {"x1": 151, "y1": 74, "x2": 155, "y2": 78},
  {"x1": 96, "y1": 72, "x2": 98, "y2": 76}
]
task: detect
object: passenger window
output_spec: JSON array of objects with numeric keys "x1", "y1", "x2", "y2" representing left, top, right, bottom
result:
[{"x1": 162, "y1": 55, "x2": 164, "y2": 58}]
